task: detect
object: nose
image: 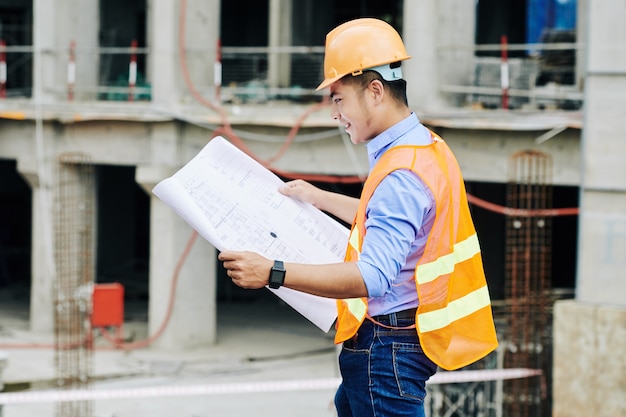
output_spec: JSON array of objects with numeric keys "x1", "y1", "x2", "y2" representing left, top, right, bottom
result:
[{"x1": 330, "y1": 105, "x2": 340, "y2": 121}]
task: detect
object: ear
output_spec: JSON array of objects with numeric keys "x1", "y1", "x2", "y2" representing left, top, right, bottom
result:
[{"x1": 368, "y1": 79, "x2": 385, "y2": 104}]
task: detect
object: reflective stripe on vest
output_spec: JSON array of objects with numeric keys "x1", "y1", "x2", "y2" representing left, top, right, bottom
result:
[
  {"x1": 343, "y1": 227, "x2": 366, "y2": 320},
  {"x1": 417, "y1": 285, "x2": 491, "y2": 332},
  {"x1": 344, "y1": 297, "x2": 367, "y2": 322},
  {"x1": 347, "y1": 225, "x2": 361, "y2": 258},
  {"x1": 416, "y1": 234, "x2": 480, "y2": 285},
  {"x1": 334, "y1": 225, "x2": 368, "y2": 343}
]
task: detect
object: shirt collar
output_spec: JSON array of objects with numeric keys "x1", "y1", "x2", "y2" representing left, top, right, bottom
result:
[{"x1": 365, "y1": 112, "x2": 421, "y2": 168}]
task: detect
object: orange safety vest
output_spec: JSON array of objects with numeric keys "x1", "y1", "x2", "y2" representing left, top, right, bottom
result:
[{"x1": 336, "y1": 135, "x2": 499, "y2": 371}]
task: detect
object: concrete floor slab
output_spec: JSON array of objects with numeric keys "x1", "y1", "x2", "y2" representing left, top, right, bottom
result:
[{"x1": 0, "y1": 289, "x2": 340, "y2": 417}]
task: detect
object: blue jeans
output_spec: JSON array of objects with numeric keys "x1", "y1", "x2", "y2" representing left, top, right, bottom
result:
[{"x1": 334, "y1": 315, "x2": 438, "y2": 417}]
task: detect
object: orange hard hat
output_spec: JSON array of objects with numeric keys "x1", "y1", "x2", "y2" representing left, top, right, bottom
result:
[{"x1": 316, "y1": 18, "x2": 411, "y2": 91}]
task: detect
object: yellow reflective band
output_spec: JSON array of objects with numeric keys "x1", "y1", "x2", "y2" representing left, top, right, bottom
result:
[
  {"x1": 417, "y1": 285, "x2": 491, "y2": 333},
  {"x1": 348, "y1": 227, "x2": 361, "y2": 257},
  {"x1": 345, "y1": 298, "x2": 367, "y2": 321},
  {"x1": 416, "y1": 234, "x2": 480, "y2": 285}
]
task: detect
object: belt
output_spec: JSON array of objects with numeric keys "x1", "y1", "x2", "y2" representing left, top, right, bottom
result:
[{"x1": 371, "y1": 308, "x2": 417, "y2": 322}]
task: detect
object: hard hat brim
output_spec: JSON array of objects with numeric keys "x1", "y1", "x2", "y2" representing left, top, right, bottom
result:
[{"x1": 316, "y1": 76, "x2": 341, "y2": 91}]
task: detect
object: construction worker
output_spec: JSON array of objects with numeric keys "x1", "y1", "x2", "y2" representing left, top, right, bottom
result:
[{"x1": 219, "y1": 17, "x2": 498, "y2": 417}]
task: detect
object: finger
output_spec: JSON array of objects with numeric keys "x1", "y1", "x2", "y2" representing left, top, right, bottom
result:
[
  {"x1": 280, "y1": 179, "x2": 301, "y2": 192},
  {"x1": 218, "y1": 251, "x2": 240, "y2": 261},
  {"x1": 278, "y1": 184, "x2": 294, "y2": 196}
]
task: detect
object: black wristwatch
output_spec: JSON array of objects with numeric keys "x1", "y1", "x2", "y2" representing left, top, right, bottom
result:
[{"x1": 268, "y1": 260, "x2": 286, "y2": 289}]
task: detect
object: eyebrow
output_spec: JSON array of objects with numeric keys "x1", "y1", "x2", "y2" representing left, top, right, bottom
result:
[{"x1": 329, "y1": 90, "x2": 342, "y2": 100}]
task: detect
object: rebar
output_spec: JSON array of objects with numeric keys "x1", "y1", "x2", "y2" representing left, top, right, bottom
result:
[
  {"x1": 53, "y1": 153, "x2": 95, "y2": 417},
  {"x1": 503, "y1": 150, "x2": 553, "y2": 417}
]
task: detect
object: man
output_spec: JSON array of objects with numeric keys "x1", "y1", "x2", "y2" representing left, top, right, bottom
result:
[{"x1": 219, "y1": 17, "x2": 498, "y2": 417}]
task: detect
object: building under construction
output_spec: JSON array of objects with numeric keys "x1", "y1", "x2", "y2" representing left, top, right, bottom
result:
[{"x1": 0, "y1": 1, "x2": 624, "y2": 416}]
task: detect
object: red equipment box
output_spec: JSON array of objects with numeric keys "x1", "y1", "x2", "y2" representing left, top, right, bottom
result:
[{"x1": 91, "y1": 283, "x2": 124, "y2": 327}]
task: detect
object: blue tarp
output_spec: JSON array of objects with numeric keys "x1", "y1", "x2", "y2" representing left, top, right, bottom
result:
[{"x1": 527, "y1": 0, "x2": 577, "y2": 45}]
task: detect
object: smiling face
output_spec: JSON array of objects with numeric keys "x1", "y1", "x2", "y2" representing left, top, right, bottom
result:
[
  {"x1": 329, "y1": 80, "x2": 378, "y2": 145},
  {"x1": 328, "y1": 73, "x2": 411, "y2": 145}
]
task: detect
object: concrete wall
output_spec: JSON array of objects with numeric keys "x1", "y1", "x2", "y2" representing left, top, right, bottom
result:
[
  {"x1": 552, "y1": 1, "x2": 626, "y2": 415},
  {"x1": 434, "y1": 124, "x2": 581, "y2": 185},
  {"x1": 149, "y1": 0, "x2": 220, "y2": 106},
  {"x1": 404, "y1": 0, "x2": 475, "y2": 110},
  {"x1": 575, "y1": 0, "x2": 626, "y2": 316},
  {"x1": 553, "y1": 301, "x2": 626, "y2": 416},
  {"x1": 31, "y1": 0, "x2": 99, "y2": 102}
]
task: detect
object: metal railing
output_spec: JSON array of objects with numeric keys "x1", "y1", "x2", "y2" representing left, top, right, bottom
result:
[
  {"x1": 219, "y1": 45, "x2": 325, "y2": 103},
  {"x1": 0, "y1": 43, "x2": 33, "y2": 98},
  {"x1": 0, "y1": 38, "x2": 583, "y2": 110},
  {"x1": 0, "y1": 41, "x2": 151, "y2": 101},
  {"x1": 440, "y1": 32, "x2": 583, "y2": 110}
]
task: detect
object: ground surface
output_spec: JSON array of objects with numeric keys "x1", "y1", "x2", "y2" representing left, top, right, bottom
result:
[{"x1": 0, "y1": 285, "x2": 340, "y2": 417}]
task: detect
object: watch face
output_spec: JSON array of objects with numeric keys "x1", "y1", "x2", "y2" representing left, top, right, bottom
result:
[
  {"x1": 269, "y1": 261, "x2": 285, "y2": 289},
  {"x1": 269, "y1": 267, "x2": 286, "y2": 288}
]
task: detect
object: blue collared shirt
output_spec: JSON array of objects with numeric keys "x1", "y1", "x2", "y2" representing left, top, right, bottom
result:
[{"x1": 356, "y1": 113, "x2": 436, "y2": 316}]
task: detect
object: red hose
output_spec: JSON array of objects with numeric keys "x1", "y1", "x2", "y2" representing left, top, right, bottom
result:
[
  {"x1": 0, "y1": 231, "x2": 199, "y2": 351},
  {"x1": 467, "y1": 193, "x2": 579, "y2": 217}
]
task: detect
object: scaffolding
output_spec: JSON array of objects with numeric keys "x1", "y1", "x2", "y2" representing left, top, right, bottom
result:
[
  {"x1": 425, "y1": 349, "x2": 505, "y2": 417},
  {"x1": 503, "y1": 150, "x2": 553, "y2": 417},
  {"x1": 53, "y1": 153, "x2": 95, "y2": 417}
]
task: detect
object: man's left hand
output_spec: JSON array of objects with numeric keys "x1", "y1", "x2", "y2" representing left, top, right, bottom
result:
[{"x1": 218, "y1": 251, "x2": 273, "y2": 289}]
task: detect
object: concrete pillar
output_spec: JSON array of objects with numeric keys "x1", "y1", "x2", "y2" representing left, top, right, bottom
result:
[
  {"x1": 403, "y1": 0, "x2": 474, "y2": 110},
  {"x1": 32, "y1": 0, "x2": 99, "y2": 102},
  {"x1": 136, "y1": 123, "x2": 217, "y2": 350},
  {"x1": 149, "y1": 194, "x2": 216, "y2": 350},
  {"x1": 575, "y1": 0, "x2": 589, "y2": 90},
  {"x1": 66, "y1": 0, "x2": 100, "y2": 101},
  {"x1": 53, "y1": 0, "x2": 99, "y2": 101},
  {"x1": 268, "y1": 0, "x2": 292, "y2": 89},
  {"x1": 147, "y1": 0, "x2": 178, "y2": 106},
  {"x1": 576, "y1": 0, "x2": 626, "y2": 306},
  {"x1": 554, "y1": 301, "x2": 626, "y2": 416},
  {"x1": 17, "y1": 152, "x2": 57, "y2": 334},
  {"x1": 148, "y1": 0, "x2": 219, "y2": 106},
  {"x1": 32, "y1": 0, "x2": 58, "y2": 103},
  {"x1": 553, "y1": 1, "x2": 626, "y2": 416}
]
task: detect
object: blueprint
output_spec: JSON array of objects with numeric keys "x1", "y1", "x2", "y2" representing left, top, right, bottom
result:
[{"x1": 152, "y1": 136, "x2": 349, "y2": 332}]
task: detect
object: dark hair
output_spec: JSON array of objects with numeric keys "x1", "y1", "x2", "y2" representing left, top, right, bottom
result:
[{"x1": 340, "y1": 65, "x2": 409, "y2": 107}]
